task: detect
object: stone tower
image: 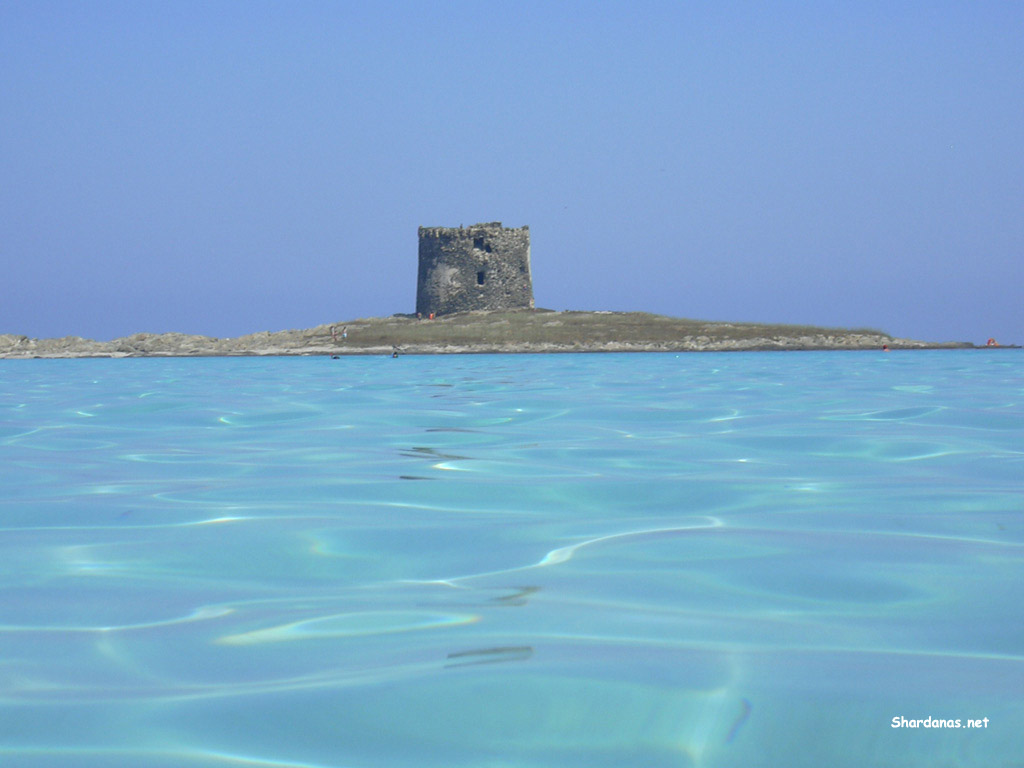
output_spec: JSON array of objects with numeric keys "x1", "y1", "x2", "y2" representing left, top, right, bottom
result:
[{"x1": 416, "y1": 222, "x2": 533, "y2": 316}]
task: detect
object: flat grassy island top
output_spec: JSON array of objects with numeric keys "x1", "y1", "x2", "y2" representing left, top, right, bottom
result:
[{"x1": 0, "y1": 309, "x2": 975, "y2": 359}]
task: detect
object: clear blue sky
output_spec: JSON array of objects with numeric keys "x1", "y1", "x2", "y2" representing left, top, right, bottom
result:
[{"x1": 2, "y1": 1, "x2": 1021, "y2": 343}]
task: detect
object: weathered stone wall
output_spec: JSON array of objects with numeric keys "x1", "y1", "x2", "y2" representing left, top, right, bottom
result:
[{"x1": 416, "y1": 222, "x2": 533, "y2": 316}]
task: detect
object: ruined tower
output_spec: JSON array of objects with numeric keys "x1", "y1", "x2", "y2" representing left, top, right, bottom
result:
[{"x1": 416, "y1": 222, "x2": 533, "y2": 316}]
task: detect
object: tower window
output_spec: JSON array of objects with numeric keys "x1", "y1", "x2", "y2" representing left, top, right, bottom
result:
[
  {"x1": 474, "y1": 237, "x2": 485, "y2": 249},
  {"x1": 477, "y1": 271, "x2": 485, "y2": 285}
]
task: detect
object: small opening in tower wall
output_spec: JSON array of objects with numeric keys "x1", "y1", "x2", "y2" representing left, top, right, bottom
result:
[
  {"x1": 477, "y1": 271, "x2": 486, "y2": 285},
  {"x1": 473, "y1": 237, "x2": 492, "y2": 253}
]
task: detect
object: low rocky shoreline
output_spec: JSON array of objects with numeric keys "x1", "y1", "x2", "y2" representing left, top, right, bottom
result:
[{"x1": 0, "y1": 310, "x2": 979, "y2": 359}]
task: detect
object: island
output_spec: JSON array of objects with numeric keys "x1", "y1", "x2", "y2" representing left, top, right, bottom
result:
[{"x1": 0, "y1": 309, "x2": 978, "y2": 359}]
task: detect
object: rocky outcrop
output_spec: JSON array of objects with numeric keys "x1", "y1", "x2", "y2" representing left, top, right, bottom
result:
[{"x1": 0, "y1": 311, "x2": 976, "y2": 359}]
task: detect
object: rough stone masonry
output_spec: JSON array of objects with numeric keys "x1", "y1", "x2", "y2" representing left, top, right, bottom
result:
[{"x1": 416, "y1": 222, "x2": 534, "y2": 316}]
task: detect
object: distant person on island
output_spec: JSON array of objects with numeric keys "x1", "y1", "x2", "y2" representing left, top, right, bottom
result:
[
  {"x1": 330, "y1": 325, "x2": 337, "y2": 342},
  {"x1": 342, "y1": 326, "x2": 348, "y2": 340}
]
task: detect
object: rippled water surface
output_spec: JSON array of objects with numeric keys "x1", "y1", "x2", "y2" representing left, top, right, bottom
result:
[{"x1": 1, "y1": 351, "x2": 1022, "y2": 767}]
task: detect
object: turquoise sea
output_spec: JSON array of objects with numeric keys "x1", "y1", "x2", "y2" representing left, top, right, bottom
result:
[{"x1": 1, "y1": 351, "x2": 1021, "y2": 767}]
